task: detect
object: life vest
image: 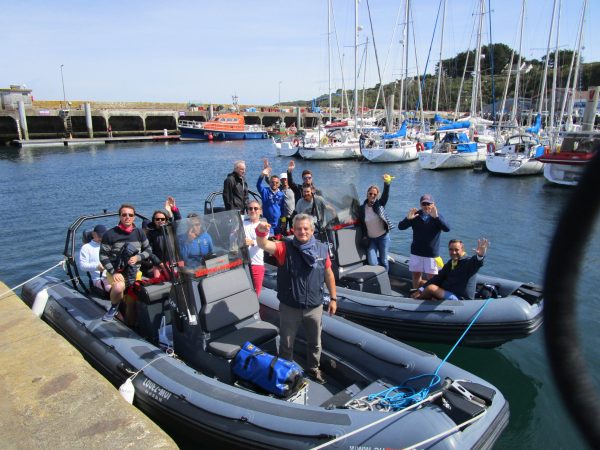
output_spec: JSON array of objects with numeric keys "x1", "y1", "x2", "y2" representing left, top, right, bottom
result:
[{"x1": 276, "y1": 240, "x2": 328, "y2": 309}]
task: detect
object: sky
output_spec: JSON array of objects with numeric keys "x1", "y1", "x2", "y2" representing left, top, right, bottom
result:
[{"x1": 2, "y1": 0, "x2": 598, "y2": 105}]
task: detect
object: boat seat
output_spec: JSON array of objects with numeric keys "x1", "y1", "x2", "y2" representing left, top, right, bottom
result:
[
  {"x1": 198, "y1": 267, "x2": 279, "y2": 359},
  {"x1": 333, "y1": 227, "x2": 392, "y2": 295}
]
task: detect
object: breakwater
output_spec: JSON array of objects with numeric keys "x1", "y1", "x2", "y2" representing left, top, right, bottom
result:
[{"x1": 0, "y1": 101, "x2": 323, "y2": 144}]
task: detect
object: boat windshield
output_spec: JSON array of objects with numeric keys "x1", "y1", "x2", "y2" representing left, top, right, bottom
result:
[
  {"x1": 561, "y1": 135, "x2": 600, "y2": 153},
  {"x1": 172, "y1": 210, "x2": 246, "y2": 279},
  {"x1": 317, "y1": 183, "x2": 361, "y2": 229}
]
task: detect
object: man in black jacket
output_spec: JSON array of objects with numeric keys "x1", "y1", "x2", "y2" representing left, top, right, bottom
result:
[
  {"x1": 223, "y1": 160, "x2": 248, "y2": 212},
  {"x1": 412, "y1": 238, "x2": 489, "y2": 300}
]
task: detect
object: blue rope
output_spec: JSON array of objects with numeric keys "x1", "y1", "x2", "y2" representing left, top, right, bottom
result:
[
  {"x1": 434, "y1": 297, "x2": 495, "y2": 377},
  {"x1": 367, "y1": 297, "x2": 495, "y2": 410}
]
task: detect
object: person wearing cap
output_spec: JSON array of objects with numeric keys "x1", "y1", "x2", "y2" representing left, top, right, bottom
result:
[
  {"x1": 398, "y1": 194, "x2": 450, "y2": 289},
  {"x1": 77, "y1": 224, "x2": 111, "y2": 293},
  {"x1": 256, "y1": 161, "x2": 285, "y2": 235},
  {"x1": 278, "y1": 171, "x2": 295, "y2": 234}
]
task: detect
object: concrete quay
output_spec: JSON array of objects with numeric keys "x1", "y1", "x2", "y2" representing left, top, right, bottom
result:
[{"x1": 0, "y1": 281, "x2": 177, "y2": 449}]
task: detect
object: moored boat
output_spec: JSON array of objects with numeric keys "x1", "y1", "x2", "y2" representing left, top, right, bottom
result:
[
  {"x1": 419, "y1": 129, "x2": 487, "y2": 170},
  {"x1": 260, "y1": 185, "x2": 544, "y2": 347},
  {"x1": 537, "y1": 131, "x2": 600, "y2": 186},
  {"x1": 485, "y1": 134, "x2": 545, "y2": 176},
  {"x1": 360, "y1": 122, "x2": 419, "y2": 163},
  {"x1": 178, "y1": 111, "x2": 268, "y2": 141},
  {"x1": 20, "y1": 209, "x2": 509, "y2": 449}
]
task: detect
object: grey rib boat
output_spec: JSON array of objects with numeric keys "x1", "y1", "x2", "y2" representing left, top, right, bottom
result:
[{"x1": 21, "y1": 210, "x2": 509, "y2": 449}]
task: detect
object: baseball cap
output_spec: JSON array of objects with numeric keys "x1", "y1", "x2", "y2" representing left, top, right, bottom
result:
[
  {"x1": 93, "y1": 224, "x2": 107, "y2": 236},
  {"x1": 420, "y1": 194, "x2": 434, "y2": 204},
  {"x1": 279, "y1": 172, "x2": 288, "y2": 180}
]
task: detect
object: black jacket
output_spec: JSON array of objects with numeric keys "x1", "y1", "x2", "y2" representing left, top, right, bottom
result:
[
  {"x1": 358, "y1": 182, "x2": 394, "y2": 237},
  {"x1": 424, "y1": 254, "x2": 484, "y2": 299},
  {"x1": 223, "y1": 172, "x2": 248, "y2": 211}
]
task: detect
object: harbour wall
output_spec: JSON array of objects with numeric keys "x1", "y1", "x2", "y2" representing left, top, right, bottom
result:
[
  {"x1": 0, "y1": 281, "x2": 177, "y2": 448},
  {"x1": 0, "y1": 103, "x2": 323, "y2": 143}
]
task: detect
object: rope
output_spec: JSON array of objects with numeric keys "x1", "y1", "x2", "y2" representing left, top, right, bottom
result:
[
  {"x1": 0, "y1": 260, "x2": 65, "y2": 300},
  {"x1": 434, "y1": 296, "x2": 494, "y2": 377},
  {"x1": 310, "y1": 391, "x2": 443, "y2": 450},
  {"x1": 128, "y1": 348, "x2": 175, "y2": 381}
]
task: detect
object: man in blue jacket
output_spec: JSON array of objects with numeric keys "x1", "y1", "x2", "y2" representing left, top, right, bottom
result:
[
  {"x1": 412, "y1": 238, "x2": 489, "y2": 300},
  {"x1": 256, "y1": 168, "x2": 285, "y2": 235}
]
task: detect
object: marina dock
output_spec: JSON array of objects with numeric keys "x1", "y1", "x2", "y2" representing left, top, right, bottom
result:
[
  {"x1": 0, "y1": 281, "x2": 177, "y2": 449},
  {"x1": 11, "y1": 135, "x2": 180, "y2": 148}
]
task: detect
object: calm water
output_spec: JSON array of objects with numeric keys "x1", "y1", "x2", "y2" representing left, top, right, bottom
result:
[{"x1": 1, "y1": 140, "x2": 598, "y2": 449}]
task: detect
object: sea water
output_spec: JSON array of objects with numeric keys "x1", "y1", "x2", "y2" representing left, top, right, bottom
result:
[{"x1": 1, "y1": 139, "x2": 598, "y2": 449}]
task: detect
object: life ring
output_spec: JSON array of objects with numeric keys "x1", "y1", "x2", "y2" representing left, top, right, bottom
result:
[
  {"x1": 487, "y1": 142, "x2": 495, "y2": 154},
  {"x1": 416, "y1": 142, "x2": 424, "y2": 152},
  {"x1": 292, "y1": 138, "x2": 300, "y2": 147},
  {"x1": 320, "y1": 136, "x2": 329, "y2": 145}
]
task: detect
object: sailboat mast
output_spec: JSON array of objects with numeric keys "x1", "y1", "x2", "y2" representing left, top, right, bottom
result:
[
  {"x1": 328, "y1": 0, "x2": 332, "y2": 123},
  {"x1": 511, "y1": 0, "x2": 526, "y2": 124},
  {"x1": 434, "y1": 0, "x2": 446, "y2": 115},
  {"x1": 354, "y1": 0, "x2": 358, "y2": 133},
  {"x1": 398, "y1": 0, "x2": 409, "y2": 118},
  {"x1": 566, "y1": 0, "x2": 587, "y2": 130},
  {"x1": 537, "y1": 0, "x2": 558, "y2": 118},
  {"x1": 470, "y1": 0, "x2": 485, "y2": 117},
  {"x1": 549, "y1": 0, "x2": 562, "y2": 140}
]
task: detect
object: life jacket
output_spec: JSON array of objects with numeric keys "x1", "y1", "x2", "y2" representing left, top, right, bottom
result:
[{"x1": 276, "y1": 240, "x2": 328, "y2": 309}]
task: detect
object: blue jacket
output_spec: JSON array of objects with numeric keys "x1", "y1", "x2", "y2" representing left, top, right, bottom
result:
[
  {"x1": 178, "y1": 232, "x2": 213, "y2": 267},
  {"x1": 257, "y1": 175, "x2": 285, "y2": 228},
  {"x1": 398, "y1": 213, "x2": 450, "y2": 257}
]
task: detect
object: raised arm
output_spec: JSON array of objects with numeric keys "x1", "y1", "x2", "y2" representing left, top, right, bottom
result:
[{"x1": 255, "y1": 222, "x2": 277, "y2": 255}]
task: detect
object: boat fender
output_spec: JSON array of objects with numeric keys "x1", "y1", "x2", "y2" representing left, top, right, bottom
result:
[
  {"x1": 487, "y1": 142, "x2": 495, "y2": 154},
  {"x1": 416, "y1": 142, "x2": 424, "y2": 152},
  {"x1": 208, "y1": 133, "x2": 214, "y2": 140},
  {"x1": 119, "y1": 378, "x2": 135, "y2": 404},
  {"x1": 544, "y1": 145, "x2": 550, "y2": 154},
  {"x1": 31, "y1": 288, "x2": 49, "y2": 318},
  {"x1": 293, "y1": 138, "x2": 300, "y2": 147},
  {"x1": 320, "y1": 136, "x2": 329, "y2": 145}
]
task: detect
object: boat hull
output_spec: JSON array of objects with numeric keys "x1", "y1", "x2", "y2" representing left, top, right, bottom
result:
[
  {"x1": 361, "y1": 143, "x2": 418, "y2": 163},
  {"x1": 299, "y1": 144, "x2": 361, "y2": 160},
  {"x1": 485, "y1": 154, "x2": 544, "y2": 175},
  {"x1": 264, "y1": 251, "x2": 543, "y2": 348},
  {"x1": 179, "y1": 127, "x2": 268, "y2": 141},
  {"x1": 419, "y1": 146, "x2": 486, "y2": 170},
  {"x1": 21, "y1": 276, "x2": 509, "y2": 449},
  {"x1": 272, "y1": 139, "x2": 300, "y2": 157},
  {"x1": 543, "y1": 162, "x2": 585, "y2": 186}
]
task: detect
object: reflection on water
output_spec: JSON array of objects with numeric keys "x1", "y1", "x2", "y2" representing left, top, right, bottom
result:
[{"x1": 0, "y1": 139, "x2": 597, "y2": 449}]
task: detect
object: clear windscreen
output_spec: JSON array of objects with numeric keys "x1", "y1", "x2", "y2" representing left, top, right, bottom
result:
[
  {"x1": 317, "y1": 183, "x2": 360, "y2": 229},
  {"x1": 173, "y1": 210, "x2": 246, "y2": 278}
]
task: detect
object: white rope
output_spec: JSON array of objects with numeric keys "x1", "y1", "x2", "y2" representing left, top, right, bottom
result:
[
  {"x1": 402, "y1": 409, "x2": 488, "y2": 450},
  {"x1": 310, "y1": 391, "x2": 443, "y2": 450},
  {"x1": 128, "y1": 348, "x2": 175, "y2": 381},
  {"x1": 0, "y1": 260, "x2": 65, "y2": 300}
]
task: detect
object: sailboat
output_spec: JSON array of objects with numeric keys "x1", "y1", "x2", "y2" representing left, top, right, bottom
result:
[
  {"x1": 486, "y1": 0, "x2": 545, "y2": 176},
  {"x1": 361, "y1": 0, "x2": 418, "y2": 163},
  {"x1": 418, "y1": 0, "x2": 487, "y2": 170},
  {"x1": 301, "y1": 0, "x2": 361, "y2": 160}
]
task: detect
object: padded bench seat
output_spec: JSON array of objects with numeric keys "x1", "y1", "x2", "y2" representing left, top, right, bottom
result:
[{"x1": 208, "y1": 322, "x2": 279, "y2": 359}]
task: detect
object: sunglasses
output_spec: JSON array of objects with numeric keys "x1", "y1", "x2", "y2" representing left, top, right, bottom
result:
[
  {"x1": 154, "y1": 217, "x2": 167, "y2": 222},
  {"x1": 368, "y1": 193, "x2": 378, "y2": 196},
  {"x1": 121, "y1": 213, "x2": 135, "y2": 217},
  {"x1": 421, "y1": 202, "x2": 432, "y2": 206},
  {"x1": 303, "y1": 175, "x2": 312, "y2": 179},
  {"x1": 247, "y1": 207, "x2": 261, "y2": 211}
]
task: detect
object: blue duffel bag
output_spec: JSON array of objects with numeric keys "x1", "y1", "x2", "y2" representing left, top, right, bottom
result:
[{"x1": 232, "y1": 341, "x2": 304, "y2": 397}]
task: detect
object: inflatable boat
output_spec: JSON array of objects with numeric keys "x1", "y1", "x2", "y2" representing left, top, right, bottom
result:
[
  {"x1": 21, "y1": 210, "x2": 508, "y2": 449},
  {"x1": 259, "y1": 185, "x2": 544, "y2": 348}
]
